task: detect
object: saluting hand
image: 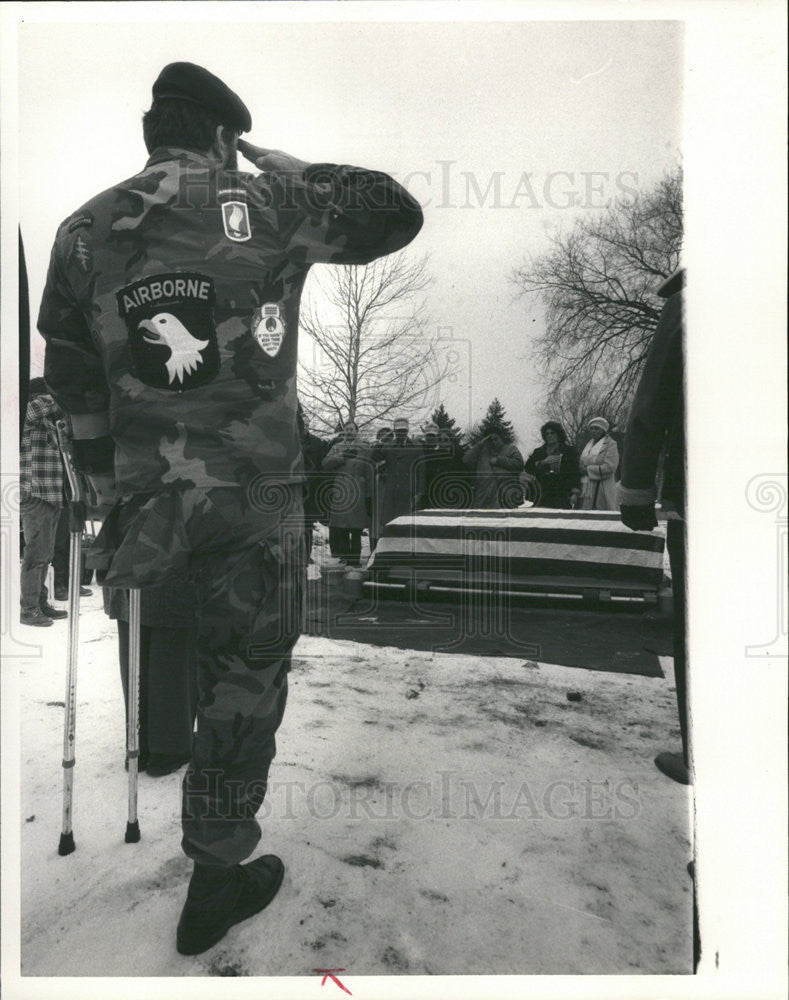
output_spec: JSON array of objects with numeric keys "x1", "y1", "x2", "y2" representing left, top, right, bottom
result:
[{"x1": 237, "y1": 140, "x2": 309, "y2": 174}]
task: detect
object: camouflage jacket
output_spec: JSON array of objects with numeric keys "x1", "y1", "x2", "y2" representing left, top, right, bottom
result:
[{"x1": 40, "y1": 147, "x2": 423, "y2": 493}]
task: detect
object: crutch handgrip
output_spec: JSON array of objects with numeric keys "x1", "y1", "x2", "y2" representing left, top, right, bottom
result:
[{"x1": 55, "y1": 420, "x2": 85, "y2": 503}]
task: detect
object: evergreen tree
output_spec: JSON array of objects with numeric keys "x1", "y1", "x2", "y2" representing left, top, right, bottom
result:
[
  {"x1": 467, "y1": 398, "x2": 516, "y2": 445},
  {"x1": 429, "y1": 403, "x2": 464, "y2": 445},
  {"x1": 298, "y1": 253, "x2": 451, "y2": 432}
]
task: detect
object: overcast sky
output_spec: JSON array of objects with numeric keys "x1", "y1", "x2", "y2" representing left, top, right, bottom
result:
[{"x1": 17, "y1": 16, "x2": 681, "y2": 445}]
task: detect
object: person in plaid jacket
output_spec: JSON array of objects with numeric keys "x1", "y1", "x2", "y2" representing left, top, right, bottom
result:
[{"x1": 19, "y1": 378, "x2": 71, "y2": 625}]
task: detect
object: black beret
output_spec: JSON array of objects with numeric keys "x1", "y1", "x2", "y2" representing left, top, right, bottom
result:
[{"x1": 152, "y1": 62, "x2": 251, "y2": 133}]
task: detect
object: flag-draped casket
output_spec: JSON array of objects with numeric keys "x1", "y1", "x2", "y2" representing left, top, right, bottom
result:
[{"x1": 366, "y1": 508, "x2": 667, "y2": 600}]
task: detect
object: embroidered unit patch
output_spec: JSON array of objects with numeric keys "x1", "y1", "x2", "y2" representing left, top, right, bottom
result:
[
  {"x1": 116, "y1": 273, "x2": 220, "y2": 390},
  {"x1": 252, "y1": 303, "x2": 286, "y2": 357}
]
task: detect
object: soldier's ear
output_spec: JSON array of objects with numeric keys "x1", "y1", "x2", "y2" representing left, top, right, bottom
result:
[{"x1": 212, "y1": 125, "x2": 236, "y2": 165}]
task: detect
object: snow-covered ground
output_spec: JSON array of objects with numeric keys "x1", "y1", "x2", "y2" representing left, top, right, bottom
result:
[{"x1": 12, "y1": 547, "x2": 692, "y2": 979}]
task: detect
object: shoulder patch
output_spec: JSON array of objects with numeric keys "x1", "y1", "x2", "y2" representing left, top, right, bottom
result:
[
  {"x1": 218, "y1": 190, "x2": 252, "y2": 242},
  {"x1": 67, "y1": 213, "x2": 94, "y2": 234}
]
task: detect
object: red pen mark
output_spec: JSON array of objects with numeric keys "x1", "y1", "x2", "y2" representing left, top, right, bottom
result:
[{"x1": 314, "y1": 968, "x2": 352, "y2": 995}]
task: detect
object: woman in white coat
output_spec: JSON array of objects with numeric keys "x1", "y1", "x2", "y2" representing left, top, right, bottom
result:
[{"x1": 579, "y1": 417, "x2": 620, "y2": 510}]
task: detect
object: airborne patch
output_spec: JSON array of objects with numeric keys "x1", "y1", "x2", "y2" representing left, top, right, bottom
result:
[
  {"x1": 116, "y1": 273, "x2": 220, "y2": 391},
  {"x1": 252, "y1": 303, "x2": 286, "y2": 357}
]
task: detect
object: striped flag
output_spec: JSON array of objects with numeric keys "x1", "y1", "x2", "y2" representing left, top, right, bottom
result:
[{"x1": 367, "y1": 508, "x2": 666, "y2": 596}]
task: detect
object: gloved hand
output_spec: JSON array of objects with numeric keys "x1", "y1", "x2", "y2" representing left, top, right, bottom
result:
[{"x1": 620, "y1": 504, "x2": 658, "y2": 532}]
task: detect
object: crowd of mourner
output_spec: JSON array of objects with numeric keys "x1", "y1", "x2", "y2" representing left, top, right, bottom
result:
[{"x1": 299, "y1": 409, "x2": 623, "y2": 566}]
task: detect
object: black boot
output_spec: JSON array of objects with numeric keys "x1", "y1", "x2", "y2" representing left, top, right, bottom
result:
[
  {"x1": 40, "y1": 603, "x2": 68, "y2": 620},
  {"x1": 654, "y1": 750, "x2": 691, "y2": 785},
  {"x1": 20, "y1": 608, "x2": 53, "y2": 627},
  {"x1": 176, "y1": 855, "x2": 284, "y2": 956},
  {"x1": 55, "y1": 585, "x2": 92, "y2": 601}
]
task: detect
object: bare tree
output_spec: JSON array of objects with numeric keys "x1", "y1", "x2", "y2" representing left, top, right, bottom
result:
[
  {"x1": 544, "y1": 380, "x2": 626, "y2": 451},
  {"x1": 513, "y1": 167, "x2": 682, "y2": 416},
  {"x1": 299, "y1": 252, "x2": 451, "y2": 434}
]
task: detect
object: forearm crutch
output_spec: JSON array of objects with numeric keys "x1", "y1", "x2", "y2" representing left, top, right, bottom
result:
[
  {"x1": 55, "y1": 420, "x2": 86, "y2": 856},
  {"x1": 125, "y1": 588, "x2": 142, "y2": 842}
]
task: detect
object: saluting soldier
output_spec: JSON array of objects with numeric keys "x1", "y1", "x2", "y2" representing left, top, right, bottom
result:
[{"x1": 39, "y1": 61, "x2": 423, "y2": 955}]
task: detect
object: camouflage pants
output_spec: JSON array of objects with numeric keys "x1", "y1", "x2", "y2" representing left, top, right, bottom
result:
[{"x1": 98, "y1": 484, "x2": 304, "y2": 867}]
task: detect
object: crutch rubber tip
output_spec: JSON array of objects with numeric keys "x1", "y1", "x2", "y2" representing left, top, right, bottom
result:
[
  {"x1": 58, "y1": 832, "x2": 76, "y2": 856},
  {"x1": 125, "y1": 821, "x2": 141, "y2": 843}
]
